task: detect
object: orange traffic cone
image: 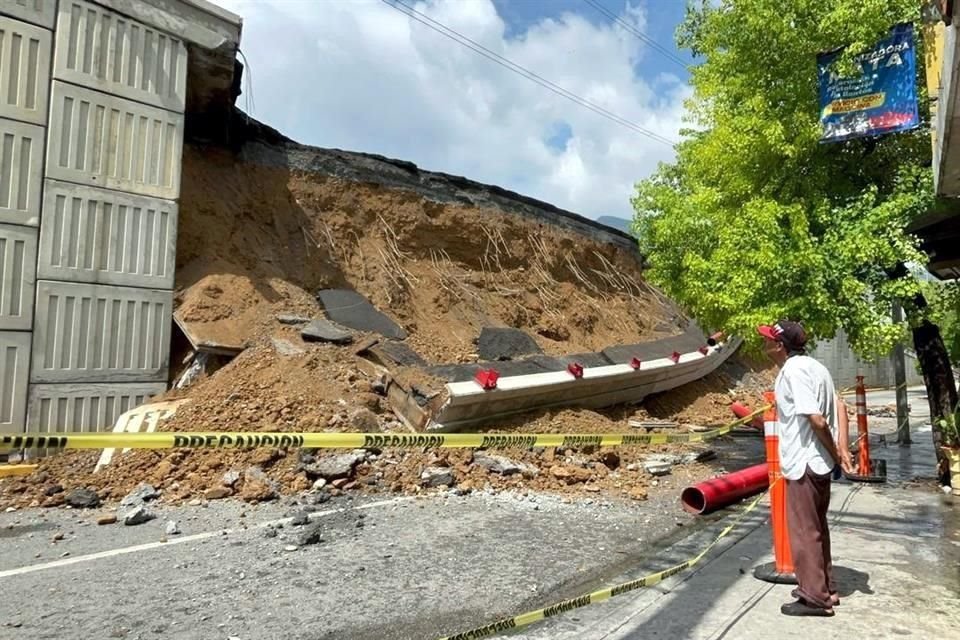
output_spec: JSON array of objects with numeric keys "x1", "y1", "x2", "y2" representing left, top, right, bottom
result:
[
  {"x1": 753, "y1": 391, "x2": 798, "y2": 584},
  {"x1": 845, "y1": 376, "x2": 887, "y2": 483}
]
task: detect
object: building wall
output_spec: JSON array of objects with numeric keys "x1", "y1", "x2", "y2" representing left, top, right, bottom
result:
[
  {"x1": 0, "y1": 0, "x2": 185, "y2": 435},
  {"x1": 810, "y1": 330, "x2": 926, "y2": 390}
]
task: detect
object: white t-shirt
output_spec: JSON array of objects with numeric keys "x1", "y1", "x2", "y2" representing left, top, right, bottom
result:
[{"x1": 774, "y1": 354, "x2": 837, "y2": 480}]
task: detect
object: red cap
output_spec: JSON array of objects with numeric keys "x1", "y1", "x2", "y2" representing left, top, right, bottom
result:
[{"x1": 757, "y1": 320, "x2": 807, "y2": 351}]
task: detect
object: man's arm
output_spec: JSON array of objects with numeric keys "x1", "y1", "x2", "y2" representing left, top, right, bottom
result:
[
  {"x1": 835, "y1": 395, "x2": 854, "y2": 471},
  {"x1": 810, "y1": 412, "x2": 854, "y2": 473}
]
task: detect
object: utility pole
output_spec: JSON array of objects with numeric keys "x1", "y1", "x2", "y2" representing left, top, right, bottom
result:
[{"x1": 893, "y1": 301, "x2": 911, "y2": 445}]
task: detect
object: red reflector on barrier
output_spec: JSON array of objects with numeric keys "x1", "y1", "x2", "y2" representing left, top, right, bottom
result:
[{"x1": 475, "y1": 369, "x2": 500, "y2": 390}]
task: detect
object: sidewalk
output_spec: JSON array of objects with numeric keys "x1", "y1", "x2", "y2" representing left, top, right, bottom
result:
[{"x1": 519, "y1": 427, "x2": 960, "y2": 639}]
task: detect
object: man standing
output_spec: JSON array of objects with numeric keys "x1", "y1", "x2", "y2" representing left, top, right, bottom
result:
[{"x1": 757, "y1": 320, "x2": 854, "y2": 617}]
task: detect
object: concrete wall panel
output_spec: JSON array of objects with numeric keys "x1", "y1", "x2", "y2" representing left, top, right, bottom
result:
[
  {"x1": 0, "y1": 331, "x2": 30, "y2": 433},
  {"x1": 27, "y1": 382, "x2": 165, "y2": 432},
  {"x1": 54, "y1": 0, "x2": 187, "y2": 113},
  {"x1": 38, "y1": 180, "x2": 177, "y2": 288},
  {"x1": 46, "y1": 81, "x2": 183, "y2": 199},
  {"x1": 810, "y1": 331, "x2": 925, "y2": 389},
  {"x1": 0, "y1": 1, "x2": 57, "y2": 30},
  {"x1": 0, "y1": 118, "x2": 43, "y2": 226},
  {"x1": 0, "y1": 17, "x2": 52, "y2": 125},
  {"x1": 31, "y1": 280, "x2": 171, "y2": 383},
  {"x1": 0, "y1": 222, "x2": 37, "y2": 330}
]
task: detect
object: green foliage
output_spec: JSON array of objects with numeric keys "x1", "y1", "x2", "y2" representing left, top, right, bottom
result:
[
  {"x1": 925, "y1": 280, "x2": 960, "y2": 367},
  {"x1": 936, "y1": 401, "x2": 960, "y2": 447},
  {"x1": 634, "y1": 0, "x2": 934, "y2": 358}
]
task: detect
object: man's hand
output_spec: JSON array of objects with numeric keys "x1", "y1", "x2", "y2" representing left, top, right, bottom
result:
[{"x1": 840, "y1": 452, "x2": 855, "y2": 475}]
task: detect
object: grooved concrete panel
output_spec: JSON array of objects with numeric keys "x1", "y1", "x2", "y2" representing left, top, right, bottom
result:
[
  {"x1": 46, "y1": 81, "x2": 184, "y2": 199},
  {"x1": 0, "y1": 118, "x2": 43, "y2": 226},
  {"x1": 0, "y1": 331, "x2": 30, "y2": 433},
  {"x1": 38, "y1": 180, "x2": 177, "y2": 288},
  {"x1": 27, "y1": 382, "x2": 165, "y2": 432},
  {"x1": 31, "y1": 280, "x2": 172, "y2": 383},
  {"x1": 0, "y1": 17, "x2": 52, "y2": 125},
  {"x1": 0, "y1": 222, "x2": 37, "y2": 330},
  {"x1": 0, "y1": 0, "x2": 57, "y2": 30},
  {"x1": 54, "y1": 1, "x2": 187, "y2": 113}
]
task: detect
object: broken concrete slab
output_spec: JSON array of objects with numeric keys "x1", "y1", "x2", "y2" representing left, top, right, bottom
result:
[
  {"x1": 173, "y1": 314, "x2": 245, "y2": 356},
  {"x1": 477, "y1": 327, "x2": 543, "y2": 361},
  {"x1": 358, "y1": 340, "x2": 427, "y2": 367},
  {"x1": 301, "y1": 318, "x2": 354, "y2": 344},
  {"x1": 300, "y1": 453, "x2": 364, "y2": 480},
  {"x1": 317, "y1": 289, "x2": 407, "y2": 340},
  {"x1": 473, "y1": 452, "x2": 538, "y2": 478}
]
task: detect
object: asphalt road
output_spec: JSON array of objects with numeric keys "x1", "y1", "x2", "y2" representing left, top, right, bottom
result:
[{"x1": 0, "y1": 481, "x2": 728, "y2": 640}]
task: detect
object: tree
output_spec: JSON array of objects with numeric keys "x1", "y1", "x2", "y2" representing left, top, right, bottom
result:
[{"x1": 633, "y1": 0, "x2": 957, "y2": 483}]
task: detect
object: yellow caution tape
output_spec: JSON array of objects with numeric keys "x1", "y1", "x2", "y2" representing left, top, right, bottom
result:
[
  {"x1": 438, "y1": 487, "x2": 769, "y2": 640},
  {"x1": 0, "y1": 408, "x2": 767, "y2": 452},
  {"x1": 0, "y1": 464, "x2": 37, "y2": 478}
]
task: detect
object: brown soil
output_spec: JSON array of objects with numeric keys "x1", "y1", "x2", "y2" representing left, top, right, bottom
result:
[
  {"x1": 174, "y1": 146, "x2": 680, "y2": 364},
  {"x1": 0, "y1": 348, "x2": 774, "y2": 509},
  {"x1": 0, "y1": 142, "x2": 777, "y2": 509}
]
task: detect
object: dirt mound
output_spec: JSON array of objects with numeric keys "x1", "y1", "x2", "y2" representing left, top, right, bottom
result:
[
  {"x1": 0, "y1": 134, "x2": 775, "y2": 509},
  {"x1": 0, "y1": 344, "x2": 774, "y2": 509},
  {"x1": 174, "y1": 145, "x2": 680, "y2": 363}
]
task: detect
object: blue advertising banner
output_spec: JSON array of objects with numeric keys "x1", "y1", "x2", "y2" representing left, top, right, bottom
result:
[{"x1": 817, "y1": 23, "x2": 919, "y2": 143}]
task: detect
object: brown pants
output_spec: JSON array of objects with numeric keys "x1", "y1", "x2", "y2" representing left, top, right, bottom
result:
[{"x1": 786, "y1": 466, "x2": 836, "y2": 609}]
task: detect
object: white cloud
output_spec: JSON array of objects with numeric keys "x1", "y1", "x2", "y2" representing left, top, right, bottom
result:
[{"x1": 214, "y1": 0, "x2": 688, "y2": 220}]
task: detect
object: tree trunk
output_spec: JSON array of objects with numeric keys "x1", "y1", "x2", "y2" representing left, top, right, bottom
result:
[{"x1": 911, "y1": 318, "x2": 957, "y2": 486}]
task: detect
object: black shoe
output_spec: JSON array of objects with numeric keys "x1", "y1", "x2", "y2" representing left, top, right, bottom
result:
[{"x1": 781, "y1": 600, "x2": 835, "y2": 617}]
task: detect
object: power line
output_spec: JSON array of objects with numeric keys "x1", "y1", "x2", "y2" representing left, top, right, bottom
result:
[
  {"x1": 379, "y1": 0, "x2": 677, "y2": 147},
  {"x1": 581, "y1": 0, "x2": 689, "y2": 70}
]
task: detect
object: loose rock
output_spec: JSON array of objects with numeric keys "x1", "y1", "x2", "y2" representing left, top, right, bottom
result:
[
  {"x1": 473, "y1": 452, "x2": 537, "y2": 478},
  {"x1": 120, "y1": 483, "x2": 159, "y2": 508},
  {"x1": 421, "y1": 466, "x2": 454, "y2": 488},
  {"x1": 239, "y1": 466, "x2": 278, "y2": 502},
  {"x1": 122, "y1": 505, "x2": 156, "y2": 526},
  {"x1": 271, "y1": 337, "x2": 305, "y2": 357},
  {"x1": 222, "y1": 470, "x2": 241, "y2": 488},
  {"x1": 349, "y1": 408, "x2": 380, "y2": 432},
  {"x1": 301, "y1": 318, "x2": 353, "y2": 344},
  {"x1": 302, "y1": 453, "x2": 363, "y2": 480},
  {"x1": 97, "y1": 515, "x2": 117, "y2": 526},
  {"x1": 65, "y1": 487, "x2": 101, "y2": 509},
  {"x1": 297, "y1": 522, "x2": 325, "y2": 546},
  {"x1": 165, "y1": 521, "x2": 181, "y2": 536},
  {"x1": 44, "y1": 484, "x2": 64, "y2": 497},
  {"x1": 549, "y1": 465, "x2": 592, "y2": 484},
  {"x1": 290, "y1": 511, "x2": 311, "y2": 526},
  {"x1": 277, "y1": 314, "x2": 311, "y2": 325},
  {"x1": 204, "y1": 487, "x2": 232, "y2": 501}
]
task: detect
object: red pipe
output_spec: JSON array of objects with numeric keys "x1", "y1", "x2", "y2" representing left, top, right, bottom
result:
[
  {"x1": 680, "y1": 463, "x2": 769, "y2": 515},
  {"x1": 731, "y1": 402, "x2": 764, "y2": 429}
]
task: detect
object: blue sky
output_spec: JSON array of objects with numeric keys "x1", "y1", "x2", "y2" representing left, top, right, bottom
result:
[
  {"x1": 493, "y1": 0, "x2": 694, "y2": 79},
  {"x1": 217, "y1": 0, "x2": 692, "y2": 221}
]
